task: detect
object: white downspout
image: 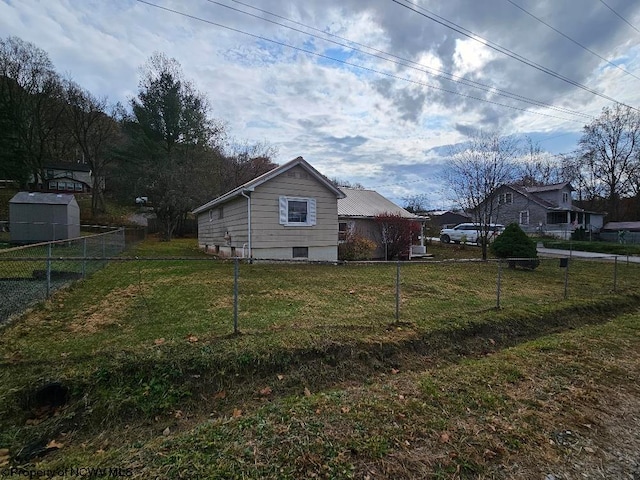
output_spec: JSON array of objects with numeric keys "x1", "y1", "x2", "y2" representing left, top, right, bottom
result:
[{"x1": 241, "y1": 190, "x2": 252, "y2": 258}]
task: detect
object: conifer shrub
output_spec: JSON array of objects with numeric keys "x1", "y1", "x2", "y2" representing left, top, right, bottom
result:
[{"x1": 490, "y1": 223, "x2": 539, "y2": 269}]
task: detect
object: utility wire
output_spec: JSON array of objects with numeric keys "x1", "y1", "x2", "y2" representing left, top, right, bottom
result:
[
  {"x1": 135, "y1": 0, "x2": 587, "y2": 124},
  {"x1": 216, "y1": 0, "x2": 592, "y2": 119},
  {"x1": 505, "y1": 0, "x2": 640, "y2": 81},
  {"x1": 599, "y1": 0, "x2": 640, "y2": 34},
  {"x1": 392, "y1": 0, "x2": 639, "y2": 112}
]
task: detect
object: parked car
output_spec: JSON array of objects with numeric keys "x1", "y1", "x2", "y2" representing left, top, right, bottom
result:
[{"x1": 439, "y1": 223, "x2": 504, "y2": 244}]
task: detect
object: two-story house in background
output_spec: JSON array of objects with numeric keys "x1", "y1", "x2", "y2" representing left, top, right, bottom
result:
[
  {"x1": 481, "y1": 182, "x2": 605, "y2": 239},
  {"x1": 30, "y1": 163, "x2": 102, "y2": 193}
]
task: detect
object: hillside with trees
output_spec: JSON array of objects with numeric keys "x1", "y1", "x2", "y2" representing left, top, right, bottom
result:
[{"x1": 0, "y1": 36, "x2": 277, "y2": 239}]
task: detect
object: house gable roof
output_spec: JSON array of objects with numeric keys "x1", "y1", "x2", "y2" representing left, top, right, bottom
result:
[
  {"x1": 525, "y1": 182, "x2": 573, "y2": 193},
  {"x1": 338, "y1": 188, "x2": 421, "y2": 219},
  {"x1": 501, "y1": 182, "x2": 579, "y2": 210},
  {"x1": 192, "y1": 156, "x2": 345, "y2": 214},
  {"x1": 45, "y1": 163, "x2": 92, "y2": 173}
]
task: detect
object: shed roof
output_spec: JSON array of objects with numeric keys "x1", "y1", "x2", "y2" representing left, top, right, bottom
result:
[
  {"x1": 10, "y1": 192, "x2": 77, "y2": 205},
  {"x1": 338, "y1": 188, "x2": 421, "y2": 219},
  {"x1": 192, "y1": 156, "x2": 345, "y2": 214},
  {"x1": 602, "y1": 221, "x2": 640, "y2": 231}
]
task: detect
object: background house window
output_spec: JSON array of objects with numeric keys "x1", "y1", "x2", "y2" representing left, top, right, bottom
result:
[
  {"x1": 219, "y1": 206, "x2": 224, "y2": 219},
  {"x1": 519, "y1": 210, "x2": 529, "y2": 225},
  {"x1": 292, "y1": 247, "x2": 308, "y2": 258},
  {"x1": 499, "y1": 193, "x2": 513, "y2": 205},
  {"x1": 562, "y1": 192, "x2": 569, "y2": 203},
  {"x1": 339, "y1": 222, "x2": 348, "y2": 242},
  {"x1": 279, "y1": 196, "x2": 316, "y2": 226}
]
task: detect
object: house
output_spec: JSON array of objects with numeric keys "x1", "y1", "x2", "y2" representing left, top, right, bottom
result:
[
  {"x1": 32, "y1": 163, "x2": 101, "y2": 193},
  {"x1": 479, "y1": 182, "x2": 605, "y2": 239},
  {"x1": 338, "y1": 188, "x2": 427, "y2": 259},
  {"x1": 192, "y1": 157, "x2": 346, "y2": 261},
  {"x1": 427, "y1": 210, "x2": 472, "y2": 229},
  {"x1": 9, "y1": 192, "x2": 80, "y2": 243}
]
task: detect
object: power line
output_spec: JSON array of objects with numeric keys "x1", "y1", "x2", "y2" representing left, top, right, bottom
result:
[
  {"x1": 391, "y1": 0, "x2": 639, "y2": 112},
  {"x1": 215, "y1": 0, "x2": 593, "y2": 119},
  {"x1": 134, "y1": 0, "x2": 587, "y2": 124},
  {"x1": 599, "y1": 0, "x2": 640, "y2": 34},
  {"x1": 505, "y1": 0, "x2": 640, "y2": 81}
]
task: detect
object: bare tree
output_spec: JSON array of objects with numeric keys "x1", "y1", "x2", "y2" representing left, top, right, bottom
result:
[
  {"x1": 578, "y1": 104, "x2": 640, "y2": 220},
  {"x1": 444, "y1": 130, "x2": 520, "y2": 260},
  {"x1": 517, "y1": 138, "x2": 564, "y2": 186},
  {"x1": 64, "y1": 81, "x2": 121, "y2": 215},
  {"x1": 0, "y1": 36, "x2": 68, "y2": 187}
]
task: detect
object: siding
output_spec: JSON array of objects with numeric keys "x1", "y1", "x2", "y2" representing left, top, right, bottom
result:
[
  {"x1": 494, "y1": 189, "x2": 547, "y2": 230},
  {"x1": 197, "y1": 196, "x2": 248, "y2": 249},
  {"x1": 250, "y1": 165, "x2": 338, "y2": 249}
]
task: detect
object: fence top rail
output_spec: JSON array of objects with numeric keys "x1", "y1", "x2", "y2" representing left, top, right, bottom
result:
[
  {"x1": 1, "y1": 255, "x2": 632, "y2": 264},
  {"x1": 0, "y1": 228, "x2": 124, "y2": 255}
]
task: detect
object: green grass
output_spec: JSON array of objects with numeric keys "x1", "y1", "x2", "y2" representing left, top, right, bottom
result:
[{"x1": 1, "y1": 237, "x2": 639, "y2": 477}]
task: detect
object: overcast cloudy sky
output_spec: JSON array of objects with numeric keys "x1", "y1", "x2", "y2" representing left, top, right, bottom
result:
[{"x1": 2, "y1": 0, "x2": 640, "y2": 207}]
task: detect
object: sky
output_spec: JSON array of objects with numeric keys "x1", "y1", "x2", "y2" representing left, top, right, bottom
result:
[{"x1": 2, "y1": 0, "x2": 640, "y2": 208}]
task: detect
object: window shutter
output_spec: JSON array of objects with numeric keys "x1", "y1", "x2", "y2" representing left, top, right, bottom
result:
[
  {"x1": 279, "y1": 196, "x2": 287, "y2": 224},
  {"x1": 308, "y1": 198, "x2": 316, "y2": 226}
]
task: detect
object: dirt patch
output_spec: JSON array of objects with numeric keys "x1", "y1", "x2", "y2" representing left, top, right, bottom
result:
[{"x1": 68, "y1": 284, "x2": 148, "y2": 334}]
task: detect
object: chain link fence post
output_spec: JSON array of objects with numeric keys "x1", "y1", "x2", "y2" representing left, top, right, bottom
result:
[
  {"x1": 613, "y1": 256, "x2": 618, "y2": 293},
  {"x1": 496, "y1": 260, "x2": 502, "y2": 309},
  {"x1": 82, "y1": 237, "x2": 87, "y2": 278},
  {"x1": 46, "y1": 242, "x2": 52, "y2": 298},
  {"x1": 564, "y1": 258, "x2": 570, "y2": 299},
  {"x1": 233, "y1": 257, "x2": 239, "y2": 334},
  {"x1": 395, "y1": 260, "x2": 401, "y2": 322}
]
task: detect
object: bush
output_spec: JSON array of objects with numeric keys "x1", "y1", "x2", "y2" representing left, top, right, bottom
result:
[
  {"x1": 490, "y1": 223, "x2": 539, "y2": 269},
  {"x1": 571, "y1": 226, "x2": 587, "y2": 241},
  {"x1": 338, "y1": 233, "x2": 376, "y2": 261}
]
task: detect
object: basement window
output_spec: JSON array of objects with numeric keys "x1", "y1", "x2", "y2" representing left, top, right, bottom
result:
[{"x1": 293, "y1": 247, "x2": 309, "y2": 258}]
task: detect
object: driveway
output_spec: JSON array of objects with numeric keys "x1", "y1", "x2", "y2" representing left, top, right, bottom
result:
[{"x1": 537, "y1": 245, "x2": 640, "y2": 264}]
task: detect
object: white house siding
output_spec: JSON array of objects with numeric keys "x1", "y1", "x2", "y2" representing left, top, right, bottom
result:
[
  {"x1": 250, "y1": 165, "x2": 338, "y2": 260},
  {"x1": 197, "y1": 196, "x2": 248, "y2": 256}
]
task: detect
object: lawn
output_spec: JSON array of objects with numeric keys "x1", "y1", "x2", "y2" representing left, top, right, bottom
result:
[{"x1": 1, "y1": 238, "x2": 639, "y2": 477}]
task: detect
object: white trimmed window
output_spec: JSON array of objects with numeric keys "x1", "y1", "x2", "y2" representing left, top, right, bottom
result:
[
  {"x1": 279, "y1": 196, "x2": 316, "y2": 226},
  {"x1": 519, "y1": 210, "x2": 530, "y2": 225},
  {"x1": 499, "y1": 192, "x2": 513, "y2": 205}
]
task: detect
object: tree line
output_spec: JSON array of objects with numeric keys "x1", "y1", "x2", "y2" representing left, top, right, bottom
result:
[{"x1": 0, "y1": 36, "x2": 277, "y2": 240}]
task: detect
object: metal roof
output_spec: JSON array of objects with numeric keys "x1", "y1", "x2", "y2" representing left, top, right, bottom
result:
[
  {"x1": 338, "y1": 188, "x2": 420, "y2": 219},
  {"x1": 603, "y1": 221, "x2": 640, "y2": 231},
  {"x1": 10, "y1": 192, "x2": 77, "y2": 205}
]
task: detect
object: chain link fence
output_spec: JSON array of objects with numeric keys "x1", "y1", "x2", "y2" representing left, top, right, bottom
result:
[
  {"x1": 2, "y1": 251, "x2": 638, "y2": 333},
  {"x1": 0, "y1": 229, "x2": 126, "y2": 322}
]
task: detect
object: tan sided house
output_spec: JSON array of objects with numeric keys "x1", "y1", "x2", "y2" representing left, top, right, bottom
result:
[{"x1": 193, "y1": 157, "x2": 346, "y2": 261}]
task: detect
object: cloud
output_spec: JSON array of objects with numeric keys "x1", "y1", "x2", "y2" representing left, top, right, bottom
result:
[{"x1": 2, "y1": 0, "x2": 640, "y2": 207}]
